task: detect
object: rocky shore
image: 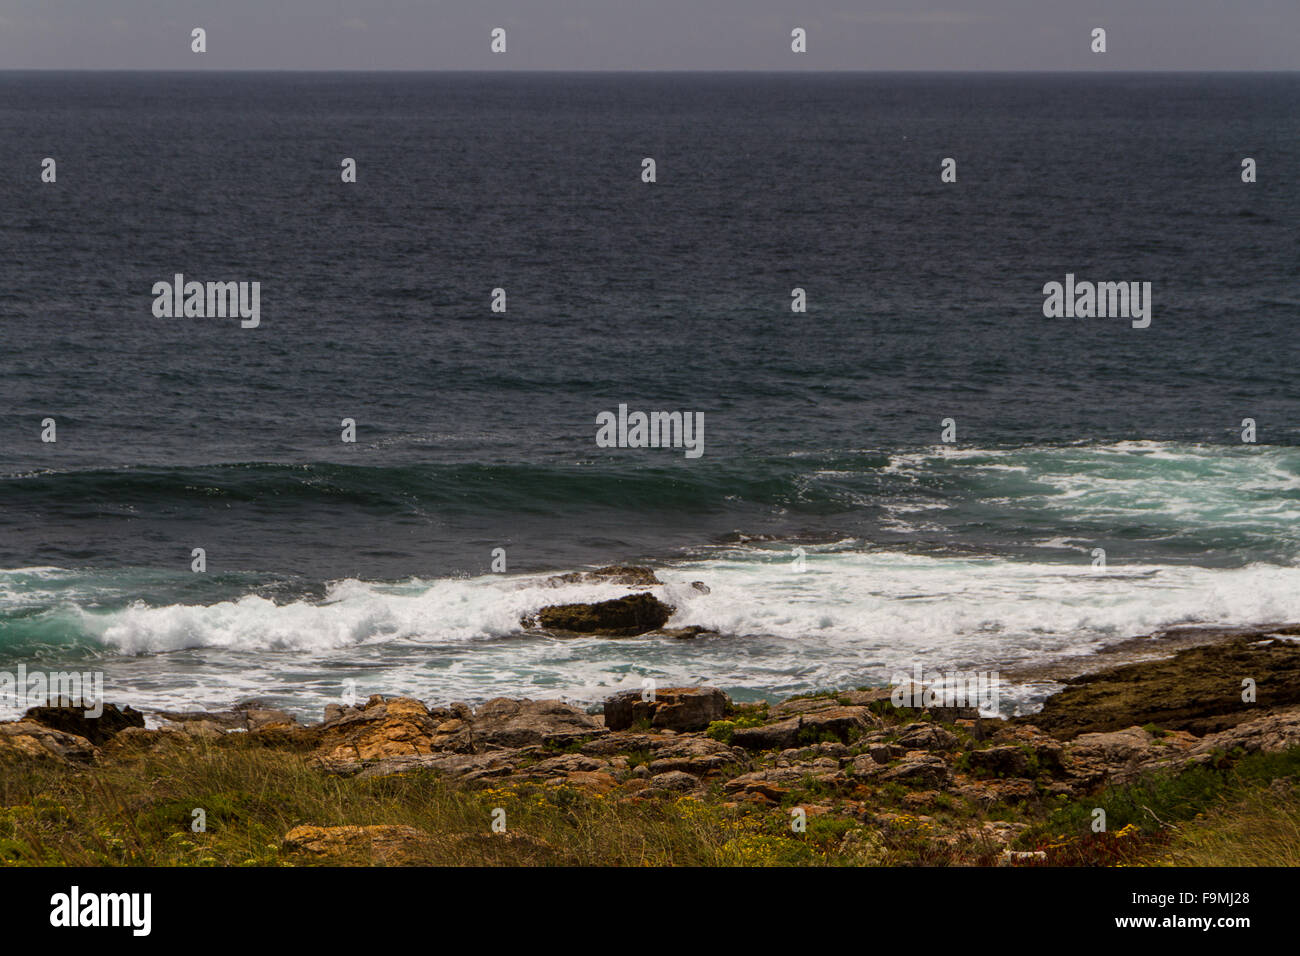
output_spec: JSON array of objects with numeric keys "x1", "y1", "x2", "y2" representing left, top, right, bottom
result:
[{"x1": 2, "y1": 607, "x2": 1299, "y2": 866}]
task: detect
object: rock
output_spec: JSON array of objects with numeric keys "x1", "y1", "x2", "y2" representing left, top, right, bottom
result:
[
  {"x1": 991, "y1": 724, "x2": 1065, "y2": 774},
  {"x1": 658, "y1": 626, "x2": 717, "y2": 640},
  {"x1": 730, "y1": 706, "x2": 875, "y2": 751},
  {"x1": 1065, "y1": 727, "x2": 1158, "y2": 767},
  {"x1": 472, "y1": 698, "x2": 607, "y2": 748},
  {"x1": 650, "y1": 770, "x2": 700, "y2": 791},
  {"x1": 581, "y1": 733, "x2": 657, "y2": 756},
  {"x1": 174, "y1": 719, "x2": 227, "y2": 738},
  {"x1": 22, "y1": 702, "x2": 145, "y2": 745},
  {"x1": 724, "y1": 764, "x2": 842, "y2": 801},
  {"x1": 157, "y1": 700, "x2": 300, "y2": 734},
  {"x1": 978, "y1": 820, "x2": 1030, "y2": 847},
  {"x1": 879, "y1": 754, "x2": 952, "y2": 789},
  {"x1": 282, "y1": 824, "x2": 432, "y2": 864},
  {"x1": 967, "y1": 745, "x2": 1032, "y2": 777},
  {"x1": 101, "y1": 726, "x2": 179, "y2": 753},
  {"x1": 244, "y1": 707, "x2": 299, "y2": 731},
  {"x1": 350, "y1": 751, "x2": 523, "y2": 781},
  {"x1": 603, "y1": 686, "x2": 730, "y2": 732},
  {"x1": 730, "y1": 718, "x2": 804, "y2": 751},
  {"x1": 1188, "y1": 707, "x2": 1300, "y2": 757},
  {"x1": 1059, "y1": 725, "x2": 1200, "y2": 786},
  {"x1": 951, "y1": 778, "x2": 1038, "y2": 804},
  {"x1": 895, "y1": 722, "x2": 960, "y2": 752},
  {"x1": 866, "y1": 743, "x2": 905, "y2": 764},
  {"x1": 528, "y1": 593, "x2": 675, "y2": 636},
  {"x1": 1021, "y1": 633, "x2": 1300, "y2": 739},
  {"x1": 646, "y1": 735, "x2": 741, "y2": 775},
  {"x1": 314, "y1": 696, "x2": 452, "y2": 763},
  {"x1": 564, "y1": 771, "x2": 618, "y2": 794},
  {"x1": 544, "y1": 566, "x2": 662, "y2": 588},
  {"x1": 0, "y1": 720, "x2": 98, "y2": 764},
  {"x1": 770, "y1": 697, "x2": 843, "y2": 717},
  {"x1": 527, "y1": 753, "x2": 608, "y2": 775}
]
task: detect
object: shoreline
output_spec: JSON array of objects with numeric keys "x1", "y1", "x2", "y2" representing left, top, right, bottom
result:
[{"x1": 2, "y1": 615, "x2": 1298, "y2": 866}]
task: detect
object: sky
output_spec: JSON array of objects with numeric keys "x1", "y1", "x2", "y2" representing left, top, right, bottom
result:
[{"x1": 0, "y1": 0, "x2": 1297, "y2": 71}]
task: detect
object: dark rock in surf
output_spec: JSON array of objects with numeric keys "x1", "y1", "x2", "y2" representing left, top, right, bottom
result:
[
  {"x1": 544, "y1": 566, "x2": 662, "y2": 588},
  {"x1": 528, "y1": 593, "x2": 674, "y2": 636}
]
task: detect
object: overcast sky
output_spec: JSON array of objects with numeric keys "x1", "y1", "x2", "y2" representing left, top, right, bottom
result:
[{"x1": 1, "y1": 0, "x2": 1297, "y2": 71}]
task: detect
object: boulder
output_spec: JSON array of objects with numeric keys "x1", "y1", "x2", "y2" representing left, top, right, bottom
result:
[
  {"x1": 529, "y1": 593, "x2": 675, "y2": 636},
  {"x1": 723, "y1": 766, "x2": 812, "y2": 801},
  {"x1": 603, "y1": 686, "x2": 730, "y2": 732},
  {"x1": 314, "y1": 696, "x2": 452, "y2": 763},
  {"x1": 0, "y1": 720, "x2": 98, "y2": 764},
  {"x1": 650, "y1": 770, "x2": 701, "y2": 791},
  {"x1": 282, "y1": 824, "x2": 432, "y2": 864},
  {"x1": 879, "y1": 753, "x2": 952, "y2": 789},
  {"x1": 22, "y1": 702, "x2": 144, "y2": 745},
  {"x1": 472, "y1": 697, "x2": 607, "y2": 748},
  {"x1": 895, "y1": 722, "x2": 960, "y2": 752},
  {"x1": 730, "y1": 706, "x2": 875, "y2": 751},
  {"x1": 647, "y1": 735, "x2": 743, "y2": 775}
]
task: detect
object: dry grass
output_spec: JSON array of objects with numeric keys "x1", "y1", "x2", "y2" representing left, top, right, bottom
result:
[
  {"x1": 0, "y1": 737, "x2": 876, "y2": 866},
  {"x1": 1155, "y1": 784, "x2": 1300, "y2": 867}
]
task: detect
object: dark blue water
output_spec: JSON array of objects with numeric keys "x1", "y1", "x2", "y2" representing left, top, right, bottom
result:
[{"x1": 0, "y1": 73, "x2": 1296, "y2": 715}]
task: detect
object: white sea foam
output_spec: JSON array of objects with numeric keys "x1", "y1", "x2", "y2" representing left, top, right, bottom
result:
[{"x1": 17, "y1": 549, "x2": 1292, "y2": 720}]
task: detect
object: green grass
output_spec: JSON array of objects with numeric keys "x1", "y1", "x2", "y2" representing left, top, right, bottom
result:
[
  {"x1": 1016, "y1": 746, "x2": 1300, "y2": 865},
  {"x1": 0, "y1": 738, "x2": 870, "y2": 866}
]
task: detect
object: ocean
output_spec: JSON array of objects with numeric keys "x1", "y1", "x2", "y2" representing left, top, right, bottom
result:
[{"x1": 1, "y1": 71, "x2": 1297, "y2": 719}]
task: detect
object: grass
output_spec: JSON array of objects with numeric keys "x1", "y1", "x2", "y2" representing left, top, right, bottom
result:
[
  {"x1": 0, "y1": 737, "x2": 880, "y2": 866},
  {"x1": 4, "y1": 717, "x2": 1299, "y2": 867},
  {"x1": 1016, "y1": 746, "x2": 1300, "y2": 865},
  {"x1": 1156, "y1": 784, "x2": 1300, "y2": 866}
]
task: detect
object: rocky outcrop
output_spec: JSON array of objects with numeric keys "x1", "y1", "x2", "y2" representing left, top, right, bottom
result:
[
  {"x1": 315, "y1": 696, "x2": 458, "y2": 764},
  {"x1": 528, "y1": 593, "x2": 675, "y2": 636},
  {"x1": 314, "y1": 695, "x2": 606, "y2": 772},
  {"x1": 282, "y1": 824, "x2": 434, "y2": 864},
  {"x1": 544, "y1": 566, "x2": 662, "y2": 588},
  {"x1": 1187, "y1": 707, "x2": 1300, "y2": 756},
  {"x1": 645, "y1": 735, "x2": 741, "y2": 775},
  {"x1": 0, "y1": 720, "x2": 98, "y2": 764},
  {"x1": 730, "y1": 706, "x2": 877, "y2": 751},
  {"x1": 471, "y1": 697, "x2": 607, "y2": 748},
  {"x1": 603, "y1": 686, "x2": 729, "y2": 732},
  {"x1": 24, "y1": 702, "x2": 144, "y2": 745},
  {"x1": 158, "y1": 700, "x2": 301, "y2": 734},
  {"x1": 1023, "y1": 633, "x2": 1300, "y2": 739}
]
